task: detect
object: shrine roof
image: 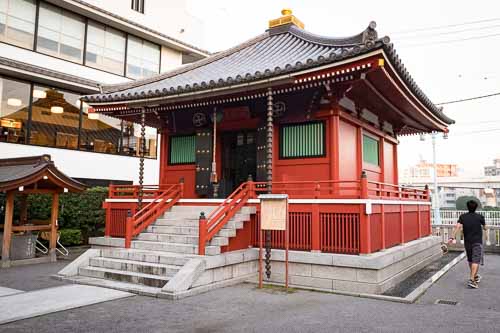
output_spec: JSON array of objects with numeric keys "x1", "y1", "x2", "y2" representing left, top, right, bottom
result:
[
  {"x1": 0, "y1": 155, "x2": 87, "y2": 192},
  {"x1": 84, "y1": 21, "x2": 453, "y2": 125}
]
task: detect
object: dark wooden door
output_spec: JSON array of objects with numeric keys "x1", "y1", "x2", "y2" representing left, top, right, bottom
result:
[{"x1": 221, "y1": 130, "x2": 257, "y2": 197}]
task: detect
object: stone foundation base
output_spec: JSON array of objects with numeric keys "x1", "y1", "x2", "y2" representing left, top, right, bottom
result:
[{"x1": 247, "y1": 236, "x2": 442, "y2": 294}]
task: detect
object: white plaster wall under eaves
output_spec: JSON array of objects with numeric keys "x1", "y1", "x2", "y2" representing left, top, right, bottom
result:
[{"x1": 0, "y1": 141, "x2": 160, "y2": 185}]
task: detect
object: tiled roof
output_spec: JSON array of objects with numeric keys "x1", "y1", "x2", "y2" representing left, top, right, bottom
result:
[
  {"x1": 0, "y1": 155, "x2": 86, "y2": 192},
  {"x1": 84, "y1": 22, "x2": 453, "y2": 125},
  {"x1": 0, "y1": 56, "x2": 100, "y2": 90}
]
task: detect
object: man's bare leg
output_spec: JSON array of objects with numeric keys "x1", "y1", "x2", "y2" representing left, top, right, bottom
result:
[{"x1": 470, "y1": 263, "x2": 479, "y2": 281}]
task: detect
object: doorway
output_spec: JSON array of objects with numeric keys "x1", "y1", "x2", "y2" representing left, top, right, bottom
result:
[{"x1": 220, "y1": 130, "x2": 257, "y2": 197}]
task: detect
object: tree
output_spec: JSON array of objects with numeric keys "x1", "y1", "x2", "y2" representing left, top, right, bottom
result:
[{"x1": 455, "y1": 196, "x2": 481, "y2": 211}]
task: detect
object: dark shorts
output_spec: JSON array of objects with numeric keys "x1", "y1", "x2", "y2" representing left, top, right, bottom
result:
[{"x1": 465, "y1": 243, "x2": 484, "y2": 265}]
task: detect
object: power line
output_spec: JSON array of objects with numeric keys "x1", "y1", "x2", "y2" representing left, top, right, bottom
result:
[
  {"x1": 436, "y1": 92, "x2": 500, "y2": 105},
  {"x1": 394, "y1": 23, "x2": 500, "y2": 40},
  {"x1": 393, "y1": 17, "x2": 500, "y2": 35},
  {"x1": 398, "y1": 32, "x2": 500, "y2": 48}
]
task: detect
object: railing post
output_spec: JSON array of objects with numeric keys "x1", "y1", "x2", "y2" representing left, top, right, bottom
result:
[
  {"x1": 198, "y1": 212, "x2": 207, "y2": 255},
  {"x1": 360, "y1": 171, "x2": 368, "y2": 199},
  {"x1": 247, "y1": 175, "x2": 255, "y2": 199},
  {"x1": 424, "y1": 185, "x2": 430, "y2": 201},
  {"x1": 314, "y1": 183, "x2": 321, "y2": 199},
  {"x1": 359, "y1": 172, "x2": 371, "y2": 254},
  {"x1": 104, "y1": 202, "x2": 111, "y2": 237},
  {"x1": 125, "y1": 209, "x2": 132, "y2": 248},
  {"x1": 179, "y1": 177, "x2": 185, "y2": 198}
]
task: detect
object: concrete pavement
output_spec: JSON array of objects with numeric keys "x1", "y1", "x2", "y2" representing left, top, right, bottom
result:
[
  {"x1": 0, "y1": 285, "x2": 133, "y2": 325},
  {"x1": 0, "y1": 254, "x2": 499, "y2": 332}
]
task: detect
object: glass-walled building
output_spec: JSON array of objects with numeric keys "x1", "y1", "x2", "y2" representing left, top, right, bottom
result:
[{"x1": 0, "y1": 0, "x2": 208, "y2": 185}]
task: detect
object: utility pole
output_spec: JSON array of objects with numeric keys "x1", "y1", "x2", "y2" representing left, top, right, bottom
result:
[{"x1": 431, "y1": 133, "x2": 442, "y2": 224}]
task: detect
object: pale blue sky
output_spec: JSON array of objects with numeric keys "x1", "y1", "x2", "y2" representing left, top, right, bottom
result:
[{"x1": 188, "y1": 0, "x2": 500, "y2": 177}]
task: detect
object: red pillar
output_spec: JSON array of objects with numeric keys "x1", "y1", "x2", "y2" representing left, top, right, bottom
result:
[
  {"x1": 399, "y1": 204, "x2": 405, "y2": 244},
  {"x1": 311, "y1": 204, "x2": 320, "y2": 252},
  {"x1": 381, "y1": 204, "x2": 386, "y2": 250},
  {"x1": 417, "y1": 204, "x2": 422, "y2": 239},
  {"x1": 359, "y1": 172, "x2": 371, "y2": 254}
]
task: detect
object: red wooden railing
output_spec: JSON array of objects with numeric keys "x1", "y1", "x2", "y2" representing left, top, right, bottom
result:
[
  {"x1": 198, "y1": 181, "x2": 262, "y2": 255},
  {"x1": 124, "y1": 184, "x2": 183, "y2": 248},
  {"x1": 109, "y1": 184, "x2": 167, "y2": 199},
  {"x1": 367, "y1": 181, "x2": 429, "y2": 200}
]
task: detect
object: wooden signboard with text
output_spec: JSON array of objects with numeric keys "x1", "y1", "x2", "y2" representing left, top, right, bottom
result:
[{"x1": 258, "y1": 194, "x2": 289, "y2": 289}]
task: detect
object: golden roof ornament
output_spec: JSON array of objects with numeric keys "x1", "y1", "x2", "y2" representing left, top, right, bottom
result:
[{"x1": 269, "y1": 8, "x2": 305, "y2": 29}]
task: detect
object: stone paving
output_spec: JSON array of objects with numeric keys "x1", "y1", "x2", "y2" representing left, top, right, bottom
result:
[{"x1": 0, "y1": 254, "x2": 499, "y2": 332}]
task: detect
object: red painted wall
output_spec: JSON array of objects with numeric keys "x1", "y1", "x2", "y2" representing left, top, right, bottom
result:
[{"x1": 158, "y1": 109, "x2": 400, "y2": 198}]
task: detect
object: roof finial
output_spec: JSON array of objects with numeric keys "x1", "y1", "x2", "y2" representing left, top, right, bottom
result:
[{"x1": 269, "y1": 8, "x2": 304, "y2": 30}]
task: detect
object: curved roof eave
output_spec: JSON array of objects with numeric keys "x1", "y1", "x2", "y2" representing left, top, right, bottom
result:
[{"x1": 84, "y1": 21, "x2": 454, "y2": 126}]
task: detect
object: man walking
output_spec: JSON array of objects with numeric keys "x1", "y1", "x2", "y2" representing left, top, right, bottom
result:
[
  {"x1": 449, "y1": 200, "x2": 486, "y2": 289},
  {"x1": 448, "y1": 200, "x2": 486, "y2": 289}
]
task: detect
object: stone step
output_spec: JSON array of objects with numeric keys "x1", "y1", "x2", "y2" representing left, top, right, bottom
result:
[
  {"x1": 131, "y1": 240, "x2": 221, "y2": 255},
  {"x1": 135, "y1": 233, "x2": 229, "y2": 246},
  {"x1": 89, "y1": 257, "x2": 181, "y2": 276},
  {"x1": 169, "y1": 206, "x2": 216, "y2": 213},
  {"x1": 67, "y1": 276, "x2": 161, "y2": 297},
  {"x1": 159, "y1": 212, "x2": 251, "y2": 222},
  {"x1": 146, "y1": 225, "x2": 237, "y2": 238},
  {"x1": 100, "y1": 248, "x2": 190, "y2": 266},
  {"x1": 154, "y1": 218, "x2": 246, "y2": 228},
  {"x1": 166, "y1": 205, "x2": 255, "y2": 215},
  {"x1": 79, "y1": 266, "x2": 170, "y2": 288}
]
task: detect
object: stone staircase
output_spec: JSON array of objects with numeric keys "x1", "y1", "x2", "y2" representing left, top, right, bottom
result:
[{"x1": 62, "y1": 205, "x2": 256, "y2": 295}]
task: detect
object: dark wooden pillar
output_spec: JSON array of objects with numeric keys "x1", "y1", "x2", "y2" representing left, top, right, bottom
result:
[
  {"x1": 265, "y1": 87, "x2": 273, "y2": 279},
  {"x1": 1, "y1": 191, "x2": 15, "y2": 268},
  {"x1": 49, "y1": 192, "x2": 59, "y2": 262},
  {"x1": 266, "y1": 88, "x2": 274, "y2": 193},
  {"x1": 138, "y1": 107, "x2": 146, "y2": 210}
]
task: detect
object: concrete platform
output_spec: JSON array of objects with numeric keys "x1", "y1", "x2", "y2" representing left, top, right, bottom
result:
[
  {"x1": 0, "y1": 286, "x2": 22, "y2": 297},
  {"x1": 0, "y1": 285, "x2": 133, "y2": 325}
]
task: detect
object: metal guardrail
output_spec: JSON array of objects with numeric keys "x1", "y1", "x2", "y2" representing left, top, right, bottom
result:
[
  {"x1": 432, "y1": 224, "x2": 500, "y2": 252},
  {"x1": 432, "y1": 210, "x2": 500, "y2": 226}
]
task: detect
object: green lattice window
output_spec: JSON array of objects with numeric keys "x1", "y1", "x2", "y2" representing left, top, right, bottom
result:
[
  {"x1": 280, "y1": 122, "x2": 325, "y2": 159},
  {"x1": 169, "y1": 135, "x2": 195, "y2": 165},
  {"x1": 363, "y1": 134, "x2": 379, "y2": 166}
]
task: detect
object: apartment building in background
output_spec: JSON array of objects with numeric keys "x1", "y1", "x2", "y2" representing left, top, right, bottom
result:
[
  {"x1": 402, "y1": 158, "x2": 458, "y2": 183},
  {"x1": 0, "y1": 0, "x2": 208, "y2": 185},
  {"x1": 484, "y1": 158, "x2": 500, "y2": 176}
]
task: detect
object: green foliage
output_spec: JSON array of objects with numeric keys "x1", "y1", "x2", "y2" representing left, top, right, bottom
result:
[
  {"x1": 59, "y1": 229, "x2": 83, "y2": 246},
  {"x1": 456, "y1": 196, "x2": 482, "y2": 210},
  {"x1": 0, "y1": 187, "x2": 108, "y2": 244}
]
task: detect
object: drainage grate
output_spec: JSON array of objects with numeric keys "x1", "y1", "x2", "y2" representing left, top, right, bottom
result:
[{"x1": 435, "y1": 299, "x2": 459, "y2": 306}]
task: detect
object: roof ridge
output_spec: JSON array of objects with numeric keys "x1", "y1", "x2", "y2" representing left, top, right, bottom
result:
[
  {"x1": 101, "y1": 32, "x2": 270, "y2": 94},
  {"x1": 268, "y1": 22, "x2": 379, "y2": 47}
]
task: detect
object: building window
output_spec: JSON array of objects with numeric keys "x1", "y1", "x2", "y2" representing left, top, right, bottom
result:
[
  {"x1": 0, "y1": 0, "x2": 37, "y2": 49},
  {"x1": 131, "y1": 0, "x2": 144, "y2": 14},
  {"x1": 126, "y1": 35, "x2": 160, "y2": 79},
  {"x1": 37, "y1": 2, "x2": 85, "y2": 63},
  {"x1": 29, "y1": 85, "x2": 81, "y2": 149},
  {"x1": 78, "y1": 103, "x2": 122, "y2": 154},
  {"x1": 362, "y1": 134, "x2": 379, "y2": 166},
  {"x1": 120, "y1": 121, "x2": 157, "y2": 158},
  {"x1": 86, "y1": 21, "x2": 126, "y2": 75},
  {"x1": 280, "y1": 121, "x2": 325, "y2": 159},
  {"x1": 169, "y1": 135, "x2": 195, "y2": 165},
  {"x1": 0, "y1": 76, "x2": 31, "y2": 143}
]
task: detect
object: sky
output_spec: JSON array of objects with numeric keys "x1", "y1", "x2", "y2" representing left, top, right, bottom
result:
[{"x1": 186, "y1": 0, "x2": 500, "y2": 178}]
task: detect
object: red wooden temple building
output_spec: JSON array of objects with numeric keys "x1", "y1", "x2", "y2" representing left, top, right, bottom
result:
[{"x1": 58, "y1": 10, "x2": 454, "y2": 297}]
